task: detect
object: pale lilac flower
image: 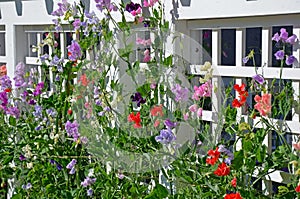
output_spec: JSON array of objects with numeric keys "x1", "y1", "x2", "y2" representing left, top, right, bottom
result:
[
  {"x1": 286, "y1": 55, "x2": 297, "y2": 65},
  {"x1": 95, "y1": 99, "x2": 102, "y2": 106},
  {"x1": 14, "y1": 75, "x2": 26, "y2": 88},
  {"x1": 87, "y1": 188, "x2": 93, "y2": 196},
  {"x1": 150, "y1": 83, "x2": 156, "y2": 89},
  {"x1": 155, "y1": 128, "x2": 176, "y2": 145},
  {"x1": 40, "y1": 54, "x2": 49, "y2": 62},
  {"x1": 73, "y1": 19, "x2": 81, "y2": 30},
  {"x1": 118, "y1": 173, "x2": 125, "y2": 179},
  {"x1": 274, "y1": 50, "x2": 284, "y2": 60},
  {"x1": 252, "y1": 74, "x2": 265, "y2": 85},
  {"x1": 286, "y1": 34, "x2": 298, "y2": 45},
  {"x1": 69, "y1": 166, "x2": 76, "y2": 174},
  {"x1": 66, "y1": 159, "x2": 77, "y2": 169},
  {"x1": 22, "y1": 183, "x2": 32, "y2": 190},
  {"x1": 65, "y1": 120, "x2": 80, "y2": 140},
  {"x1": 50, "y1": 55, "x2": 60, "y2": 66},
  {"x1": 171, "y1": 84, "x2": 189, "y2": 102},
  {"x1": 46, "y1": 108, "x2": 57, "y2": 117},
  {"x1": 80, "y1": 136, "x2": 88, "y2": 144},
  {"x1": 272, "y1": 32, "x2": 280, "y2": 42},
  {"x1": 81, "y1": 177, "x2": 96, "y2": 187},
  {"x1": 67, "y1": 40, "x2": 82, "y2": 61},
  {"x1": 242, "y1": 56, "x2": 249, "y2": 64},
  {"x1": 15, "y1": 62, "x2": 25, "y2": 76},
  {"x1": 33, "y1": 105, "x2": 43, "y2": 119}
]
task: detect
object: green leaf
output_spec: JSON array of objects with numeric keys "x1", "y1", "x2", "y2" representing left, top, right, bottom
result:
[
  {"x1": 145, "y1": 184, "x2": 169, "y2": 199},
  {"x1": 9, "y1": 116, "x2": 16, "y2": 126},
  {"x1": 231, "y1": 150, "x2": 244, "y2": 170}
]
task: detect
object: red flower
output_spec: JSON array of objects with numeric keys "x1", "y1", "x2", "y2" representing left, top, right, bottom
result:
[
  {"x1": 128, "y1": 112, "x2": 142, "y2": 128},
  {"x1": 295, "y1": 184, "x2": 300, "y2": 192},
  {"x1": 232, "y1": 83, "x2": 248, "y2": 108},
  {"x1": 79, "y1": 74, "x2": 89, "y2": 86},
  {"x1": 231, "y1": 177, "x2": 237, "y2": 187},
  {"x1": 4, "y1": 88, "x2": 11, "y2": 93},
  {"x1": 214, "y1": 162, "x2": 230, "y2": 176},
  {"x1": 224, "y1": 192, "x2": 242, "y2": 199},
  {"x1": 67, "y1": 109, "x2": 73, "y2": 115},
  {"x1": 206, "y1": 147, "x2": 220, "y2": 165},
  {"x1": 150, "y1": 104, "x2": 163, "y2": 117}
]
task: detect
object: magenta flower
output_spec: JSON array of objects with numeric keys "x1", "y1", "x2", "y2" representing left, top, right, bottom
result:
[
  {"x1": 19, "y1": 154, "x2": 26, "y2": 161},
  {"x1": 67, "y1": 40, "x2": 82, "y2": 61},
  {"x1": 0, "y1": 91, "x2": 8, "y2": 107},
  {"x1": 33, "y1": 82, "x2": 44, "y2": 96},
  {"x1": 192, "y1": 81, "x2": 212, "y2": 100},
  {"x1": 286, "y1": 55, "x2": 297, "y2": 65},
  {"x1": 274, "y1": 50, "x2": 285, "y2": 60}
]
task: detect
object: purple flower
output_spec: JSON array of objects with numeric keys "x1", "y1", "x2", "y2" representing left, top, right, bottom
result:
[
  {"x1": 15, "y1": 62, "x2": 25, "y2": 76},
  {"x1": 56, "y1": 163, "x2": 63, "y2": 171},
  {"x1": 95, "y1": 99, "x2": 102, "y2": 106},
  {"x1": 155, "y1": 128, "x2": 176, "y2": 145},
  {"x1": 46, "y1": 108, "x2": 57, "y2": 117},
  {"x1": 28, "y1": 99, "x2": 36, "y2": 105},
  {"x1": 33, "y1": 105, "x2": 43, "y2": 119},
  {"x1": 33, "y1": 82, "x2": 44, "y2": 96},
  {"x1": 65, "y1": 120, "x2": 80, "y2": 141},
  {"x1": 6, "y1": 106, "x2": 20, "y2": 118},
  {"x1": 22, "y1": 183, "x2": 32, "y2": 190},
  {"x1": 252, "y1": 74, "x2": 265, "y2": 85},
  {"x1": 0, "y1": 91, "x2": 8, "y2": 107},
  {"x1": 81, "y1": 177, "x2": 96, "y2": 187},
  {"x1": 67, "y1": 40, "x2": 82, "y2": 61},
  {"x1": 51, "y1": 0, "x2": 69, "y2": 16},
  {"x1": 286, "y1": 55, "x2": 297, "y2": 65},
  {"x1": 49, "y1": 159, "x2": 55, "y2": 164},
  {"x1": 66, "y1": 159, "x2": 77, "y2": 169},
  {"x1": 69, "y1": 166, "x2": 76, "y2": 174},
  {"x1": 280, "y1": 28, "x2": 289, "y2": 42},
  {"x1": 96, "y1": 0, "x2": 117, "y2": 12},
  {"x1": 0, "y1": 75, "x2": 12, "y2": 90},
  {"x1": 272, "y1": 32, "x2": 280, "y2": 42},
  {"x1": 218, "y1": 145, "x2": 234, "y2": 165},
  {"x1": 13, "y1": 75, "x2": 25, "y2": 88},
  {"x1": 50, "y1": 55, "x2": 60, "y2": 66},
  {"x1": 87, "y1": 188, "x2": 93, "y2": 196},
  {"x1": 242, "y1": 56, "x2": 249, "y2": 64},
  {"x1": 164, "y1": 119, "x2": 177, "y2": 128},
  {"x1": 274, "y1": 50, "x2": 285, "y2": 60},
  {"x1": 73, "y1": 19, "x2": 81, "y2": 30},
  {"x1": 80, "y1": 136, "x2": 88, "y2": 144},
  {"x1": 19, "y1": 154, "x2": 26, "y2": 161},
  {"x1": 40, "y1": 54, "x2": 49, "y2": 62},
  {"x1": 286, "y1": 34, "x2": 298, "y2": 45},
  {"x1": 131, "y1": 92, "x2": 146, "y2": 107},
  {"x1": 125, "y1": 2, "x2": 141, "y2": 13},
  {"x1": 171, "y1": 84, "x2": 189, "y2": 102},
  {"x1": 55, "y1": 75, "x2": 60, "y2": 82},
  {"x1": 118, "y1": 173, "x2": 125, "y2": 179}
]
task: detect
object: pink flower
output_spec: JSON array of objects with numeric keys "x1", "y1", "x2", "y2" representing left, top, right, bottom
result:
[
  {"x1": 197, "y1": 108, "x2": 203, "y2": 117},
  {"x1": 183, "y1": 112, "x2": 189, "y2": 121},
  {"x1": 254, "y1": 93, "x2": 272, "y2": 116},
  {"x1": 189, "y1": 104, "x2": 198, "y2": 112},
  {"x1": 293, "y1": 142, "x2": 300, "y2": 150},
  {"x1": 143, "y1": 49, "x2": 151, "y2": 62},
  {"x1": 192, "y1": 81, "x2": 212, "y2": 100},
  {"x1": 154, "y1": 120, "x2": 160, "y2": 127}
]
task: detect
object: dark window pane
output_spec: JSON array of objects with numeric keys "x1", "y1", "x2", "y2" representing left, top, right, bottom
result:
[
  {"x1": 221, "y1": 29, "x2": 236, "y2": 66},
  {"x1": 202, "y1": 29, "x2": 212, "y2": 62},
  {"x1": 245, "y1": 27, "x2": 262, "y2": 67}
]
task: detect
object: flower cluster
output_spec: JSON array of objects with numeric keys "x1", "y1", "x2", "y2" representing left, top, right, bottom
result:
[
  {"x1": 254, "y1": 93, "x2": 272, "y2": 117},
  {"x1": 232, "y1": 83, "x2": 248, "y2": 108},
  {"x1": 272, "y1": 28, "x2": 298, "y2": 65}
]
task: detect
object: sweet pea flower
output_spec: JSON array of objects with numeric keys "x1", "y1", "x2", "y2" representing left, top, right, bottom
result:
[
  {"x1": 274, "y1": 50, "x2": 284, "y2": 60},
  {"x1": 252, "y1": 74, "x2": 265, "y2": 85},
  {"x1": 67, "y1": 40, "x2": 82, "y2": 61},
  {"x1": 254, "y1": 93, "x2": 272, "y2": 116},
  {"x1": 286, "y1": 55, "x2": 297, "y2": 65}
]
